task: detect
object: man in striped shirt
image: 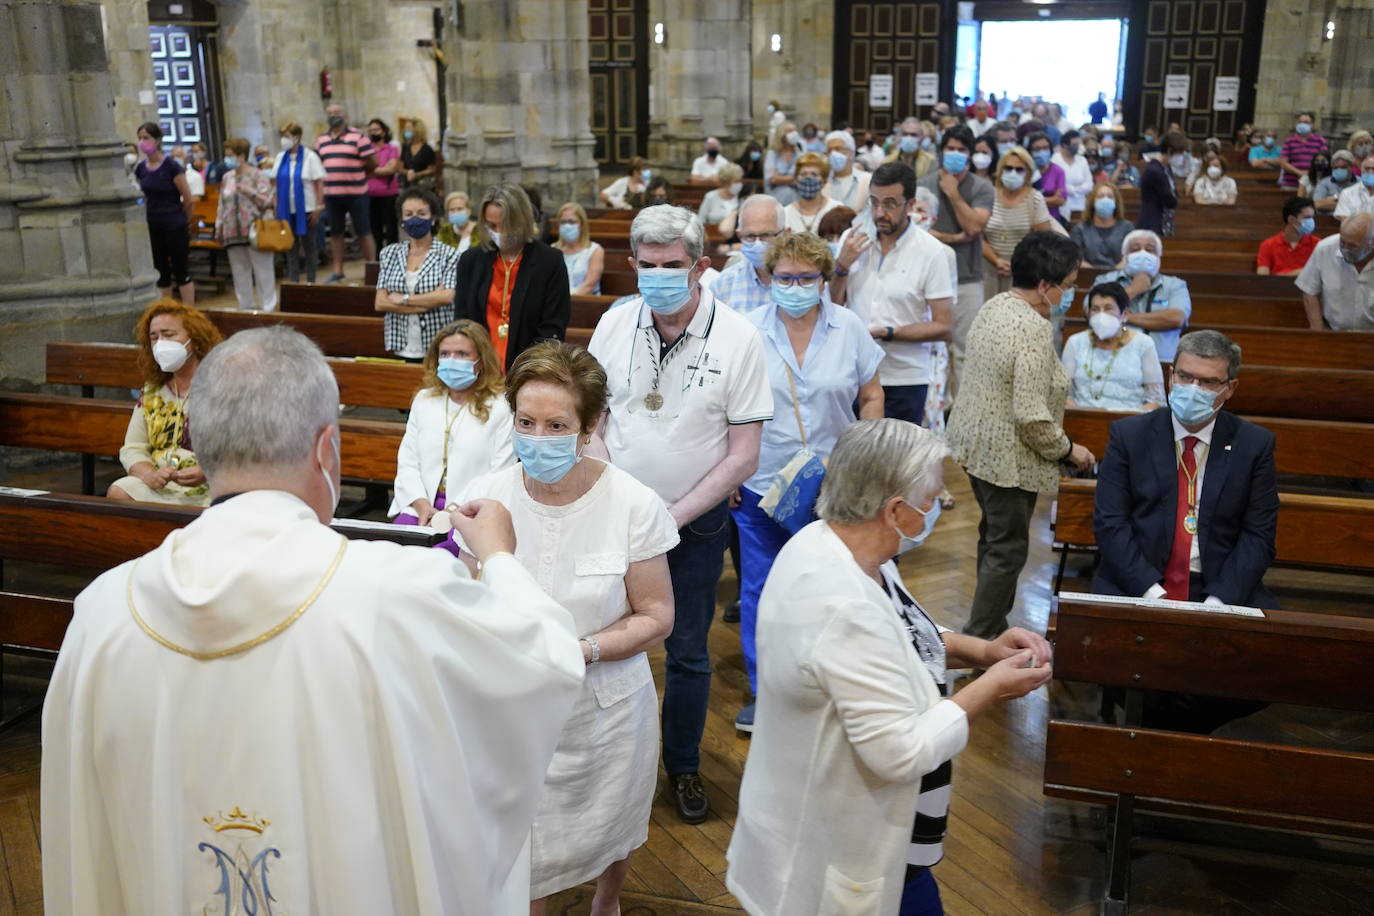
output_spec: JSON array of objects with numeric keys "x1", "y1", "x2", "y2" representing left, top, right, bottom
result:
[
  {"x1": 1278, "y1": 111, "x2": 1328, "y2": 190},
  {"x1": 316, "y1": 103, "x2": 377, "y2": 283}
]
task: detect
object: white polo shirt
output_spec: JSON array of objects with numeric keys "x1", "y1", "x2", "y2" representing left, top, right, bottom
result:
[
  {"x1": 690, "y1": 154, "x2": 726, "y2": 181},
  {"x1": 1295, "y1": 234, "x2": 1374, "y2": 330},
  {"x1": 839, "y1": 220, "x2": 954, "y2": 386},
  {"x1": 589, "y1": 286, "x2": 774, "y2": 506},
  {"x1": 1332, "y1": 182, "x2": 1374, "y2": 220}
]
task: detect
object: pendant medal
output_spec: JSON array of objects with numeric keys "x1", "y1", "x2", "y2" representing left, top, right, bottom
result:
[
  {"x1": 643, "y1": 391, "x2": 664, "y2": 411},
  {"x1": 1184, "y1": 513, "x2": 1198, "y2": 534},
  {"x1": 497, "y1": 322, "x2": 509, "y2": 339}
]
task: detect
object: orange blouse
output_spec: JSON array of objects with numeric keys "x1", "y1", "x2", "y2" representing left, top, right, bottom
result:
[{"x1": 485, "y1": 252, "x2": 524, "y2": 366}]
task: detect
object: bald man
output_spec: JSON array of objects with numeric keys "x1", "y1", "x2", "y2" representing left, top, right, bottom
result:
[
  {"x1": 690, "y1": 136, "x2": 726, "y2": 184},
  {"x1": 1297, "y1": 209, "x2": 1374, "y2": 330}
]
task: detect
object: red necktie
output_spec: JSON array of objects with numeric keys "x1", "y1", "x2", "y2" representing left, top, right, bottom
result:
[{"x1": 1163, "y1": 435, "x2": 1200, "y2": 601}]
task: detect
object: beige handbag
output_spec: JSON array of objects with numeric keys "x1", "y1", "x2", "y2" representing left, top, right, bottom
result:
[{"x1": 251, "y1": 217, "x2": 293, "y2": 252}]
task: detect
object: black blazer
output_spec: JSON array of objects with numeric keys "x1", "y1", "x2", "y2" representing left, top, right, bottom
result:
[
  {"x1": 454, "y1": 240, "x2": 571, "y2": 370},
  {"x1": 1091, "y1": 407, "x2": 1279, "y2": 608}
]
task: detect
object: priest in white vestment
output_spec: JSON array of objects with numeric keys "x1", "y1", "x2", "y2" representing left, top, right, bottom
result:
[{"x1": 41, "y1": 326, "x2": 586, "y2": 916}]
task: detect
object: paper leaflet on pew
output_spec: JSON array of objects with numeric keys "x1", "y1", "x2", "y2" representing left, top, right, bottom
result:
[
  {"x1": 329, "y1": 516, "x2": 451, "y2": 536},
  {"x1": 0, "y1": 487, "x2": 50, "y2": 498},
  {"x1": 1059, "y1": 591, "x2": 1266, "y2": 618}
]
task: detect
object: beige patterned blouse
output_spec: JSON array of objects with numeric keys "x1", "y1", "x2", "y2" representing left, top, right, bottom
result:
[{"x1": 946, "y1": 292, "x2": 1071, "y2": 495}]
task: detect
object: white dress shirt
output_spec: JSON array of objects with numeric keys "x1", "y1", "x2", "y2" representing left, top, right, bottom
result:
[
  {"x1": 1332, "y1": 182, "x2": 1373, "y2": 220},
  {"x1": 1295, "y1": 234, "x2": 1374, "y2": 330},
  {"x1": 1144, "y1": 414, "x2": 1220, "y2": 602},
  {"x1": 1053, "y1": 150, "x2": 1095, "y2": 215},
  {"x1": 690, "y1": 153, "x2": 726, "y2": 180}
]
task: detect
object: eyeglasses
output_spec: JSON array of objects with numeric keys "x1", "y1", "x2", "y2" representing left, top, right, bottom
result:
[
  {"x1": 772, "y1": 273, "x2": 823, "y2": 288},
  {"x1": 740, "y1": 229, "x2": 782, "y2": 244},
  {"x1": 1173, "y1": 368, "x2": 1231, "y2": 391},
  {"x1": 1003, "y1": 165, "x2": 1027, "y2": 174},
  {"x1": 867, "y1": 196, "x2": 909, "y2": 213}
]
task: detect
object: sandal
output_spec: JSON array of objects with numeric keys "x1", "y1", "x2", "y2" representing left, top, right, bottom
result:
[{"x1": 939, "y1": 489, "x2": 955, "y2": 510}]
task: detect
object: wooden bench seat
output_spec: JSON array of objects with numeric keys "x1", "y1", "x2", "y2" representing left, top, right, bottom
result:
[{"x1": 277, "y1": 283, "x2": 622, "y2": 325}]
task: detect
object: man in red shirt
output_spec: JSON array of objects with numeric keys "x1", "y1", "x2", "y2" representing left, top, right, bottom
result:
[{"x1": 1256, "y1": 196, "x2": 1319, "y2": 276}]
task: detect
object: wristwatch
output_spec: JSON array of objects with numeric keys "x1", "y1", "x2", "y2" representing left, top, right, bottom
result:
[
  {"x1": 401, "y1": 293, "x2": 410, "y2": 307},
  {"x1": 884, "y1": 325, "x2": 896, "y2": 342}
]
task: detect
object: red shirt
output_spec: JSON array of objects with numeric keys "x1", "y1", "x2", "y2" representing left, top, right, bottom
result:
[
  {"x1": 1256, "y1": 231, "x2": 1318, "y2": 275},
  {"x1": 485, "y1": 252, "x2": 524, "y2": 366}
]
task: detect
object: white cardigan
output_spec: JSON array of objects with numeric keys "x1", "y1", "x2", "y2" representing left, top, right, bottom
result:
[
  {"x1": 726, "y1": 521, "x2": 968, "y2": 916},
  {"x1": 388, "y1": 388, "x2": 516, "y2": 518}
]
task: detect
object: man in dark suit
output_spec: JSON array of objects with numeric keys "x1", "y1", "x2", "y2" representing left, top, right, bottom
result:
[{"x1": 1093, "y1": 329, "x2": 1279, "y2": 733}]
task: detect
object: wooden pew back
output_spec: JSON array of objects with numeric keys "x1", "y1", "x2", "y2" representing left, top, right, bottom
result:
[{"x1": 1061, "y1": 321, "x2": 1374, "y2": 371}]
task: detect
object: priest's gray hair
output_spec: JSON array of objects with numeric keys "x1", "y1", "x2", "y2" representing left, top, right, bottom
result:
[
  {"x1": 817, "y1": 419, "x2": 949, "y2": 525},
  {"x1": 1176, "y1": 329, "x2": 1242, "y2": 380},
  {"x1": 188, "y1": 326, "x2": 340, "y2": 477},
  {"x1": 630, "y1": 205, "x2": 705, "y2": 263}
]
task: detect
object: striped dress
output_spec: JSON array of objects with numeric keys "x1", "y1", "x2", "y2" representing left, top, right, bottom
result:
[{"x1": 314, "y1": 127, "x2": 375, "y2": 198}]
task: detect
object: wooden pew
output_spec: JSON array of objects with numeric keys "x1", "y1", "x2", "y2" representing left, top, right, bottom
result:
[
  {"x1": 1060, "y1": 320, "x2": 1374, "y2": 371},
  {"x1": 1061, "y1": 409, "x2": 1374, "y2": 479},
  {"x1": 1076, "y1": 270, "x2": 1299, "y2": 300},
  {"x1": 280, "y1": 281, "x2": 621, "y2": 326},
  {"x1": 1223, "y1": 365, "x2": 1374, "y2": 421},
  {"x1": 1044, "y1": 593, "x2": 1374, "y2": 911}
]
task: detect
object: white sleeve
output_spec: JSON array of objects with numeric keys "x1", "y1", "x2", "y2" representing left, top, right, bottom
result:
[
  {"x1": 919, "y1": 246, "x2": 954, "y2": 301},
  {"x1": 726, "y1": 326, "x2": 775, "y2": 424},
  {"x1": 391, "y1": 396, "x2": 430, "y2": 515},
  {"x1": 1294, "y1": 249, "x2": 1324, "y2": 296},
  {"x1": 1334, "y1": 187, "x2": 1354, "y2": 219}
]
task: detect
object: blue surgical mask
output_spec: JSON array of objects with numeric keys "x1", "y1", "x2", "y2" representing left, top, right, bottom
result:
[
  {"x1": 558, "y1": 223, "x2": 580, "y2": 244},
  {"x1": 223, "y1": 155, "x2": 239, "y2": 170},
  {"x1": 640, "y1": 168, "x2": 652, "y2": 182},
  {"x1": 997, "y1": 141, "x2": 1016, "y2": 157},
  {"x1": 1362, "y1": 173, "x2": 1374, "y2": 189},
  {"x1": 448, "y1": 210, "x2": 469, "y2": 227},
  {"x1": 1125, "y1": 250, "x2": 1161, "y2": 276},
  {"x1": 742, "y1": 238, "x2": 770, "y2": 270},
  {"x1": 1298, "y1": 216, "x2": 1316, "y2": 236},
  {"x1": 898, "y1": 136, "x2": 920, "y2": 155},
  {"x1": 1168, "y1": 383, "x2": 1221, "y2": 427},
  {"x1": 895, "y1": 498, "x2": 941, "y2": 552},
  {"x1": 1000, "y1": 170, "x2": 1026, "y2": 191},
  {"x1": 513, "y1": 431, "x2": 580, "y2": 484},
  {"x1": 827, "y1": 241, "x2": 841, "y2": 258},
  {"x1": 403, "y1": 129, "x2": 414, "y2": 141},
  {"x1": 1262, "y1": 136, "x2": 1275, "y2": 148},
  {"x1": 771, "y1": 281, "x2": 820, "y2": 317},
  {"x1": 1332, "y1": 168, "x2": 1351, "y2": 183},
  {"x1": 1032, "y1": 150, "x2": 1052, "y2": 170},
  {"x1": 1093, "y1": 197, "x2": 1117, "y2": 219},
  {"x1": 402, "y1": 215, "x2": 432, "y2": 239},
  {"x1": 942, "y1": 150, "x2": 969, "y2": 173},
  {"x1": 437, "y1": 358, "x2": 477, "y2": 390},
  {"x1": 828, "y1": 150, "x2": 850, "y2": 173},
  {"x1": 1050, "y1": 285, "x2": 1074, "y2": 317},
  {"x1": 1295, "y1": 122, "x2": 1312, "y2": 135},
  {"x1": 750, "y1": 150, "x2": 762, "y2": 161},
  {"x1": 921, "y1": 137, "x2": 935, "y2": 151},
  {"x1": 637, "y1": 267, "x2": 694, "y2": 315}
]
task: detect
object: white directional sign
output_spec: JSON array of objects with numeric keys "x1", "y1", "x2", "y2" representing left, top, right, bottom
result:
[
  {"x1": 870, "y1": 74, "x2": 893, "y2": 109},
  {"x1": 1213, "y1": 76, "x2": 1240, "y2": 111},
  {"x1": 915, "y1": 72, "x2": 940, "y2": 106},
  {"x1": 1164, "y1": 74, "x2": 1191, "y2": 109}
]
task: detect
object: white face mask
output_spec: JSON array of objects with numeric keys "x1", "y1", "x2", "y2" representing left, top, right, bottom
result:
[
  {"x1": 319, "y1": 434, "x2": 340, "y2": 517},
  {"x1": 1207, "y1": 166, "x2": 1222, "y2": 180},
  {"x1": 728, "y1": 182, "x2": 743, "y2": 196},
  {"x1": 152, "y1": 338, "x2": 190, "y2": 373},
  {"x1": 1089, "y1": 311, "x2": 1122, "y2": 341},
  {"x1": 488, "y1": 229, "x2": 503, "y2": 249},
  {"x1": 279, "y1": 135, "x2": 295, "y2": 151}
]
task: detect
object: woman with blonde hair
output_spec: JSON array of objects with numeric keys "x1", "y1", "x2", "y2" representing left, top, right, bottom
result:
[
  {"x1": 765, "y1": 121, "x2": 801, "y2": 205},
  {"x1": 109, "y1": 300, "x2": 223, "y2": 506},
  {"x1": 436, "y1": 190, "x2": 479, "y2": 254},
  {"x1": 401, "y1": 117, "x2": 438, "y2": 190},
  {"x1": 982, "y1": 145, "x2": 1055, "y2": 298},
  {"x1": 389, "y1": 319, "x2": 514, "y2": 554},
  {"x1": 553, "y1": 202, "x2": 605, "y2": 295},
  {"x1": 698, "y1": 162, "x2": 744, "y2": 228}
]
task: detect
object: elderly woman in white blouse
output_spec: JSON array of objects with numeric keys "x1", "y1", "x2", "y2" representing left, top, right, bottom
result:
[
  {"x1": 727, "y1": 419, "x2": 1052, "y2": 916},
  {"x1": 389, "y1": 319, "x2": 514, "y2": 555},
  {"x1": 454, "y1": 341, "x2": 676, "y2": 916}
]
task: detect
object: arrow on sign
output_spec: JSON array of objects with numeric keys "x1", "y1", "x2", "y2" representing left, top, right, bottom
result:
[{"x1": 1216, "y1": 96, "x2": 1236, "y2": 106}]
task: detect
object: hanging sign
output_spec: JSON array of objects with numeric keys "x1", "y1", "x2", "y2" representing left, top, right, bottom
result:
[
  {"x1": 870, "y1": 74, "x2": 893, "y2": 108},
  {"x1": 1164, "y1": 74, "x2": 1191, "y2": 109}
]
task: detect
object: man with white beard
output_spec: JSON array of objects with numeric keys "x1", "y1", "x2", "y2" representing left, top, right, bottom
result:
[{"x1": 41, "y1": 326, "x2": 585, "y2": 915}]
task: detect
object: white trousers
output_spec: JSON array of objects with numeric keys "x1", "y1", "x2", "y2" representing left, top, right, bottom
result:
[{"x1": 226, "y1": 244, "x2": 279, "y2": 311}]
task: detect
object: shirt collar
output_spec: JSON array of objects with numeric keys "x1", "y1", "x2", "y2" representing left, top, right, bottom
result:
[{"x1": 1171, "y1": 412, "x2": 1217, "y2": 446}]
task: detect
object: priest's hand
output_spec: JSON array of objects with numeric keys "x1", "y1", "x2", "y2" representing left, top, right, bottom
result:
[{"x1": 450, "y1": 498, "x2": 517, "y2": 561}]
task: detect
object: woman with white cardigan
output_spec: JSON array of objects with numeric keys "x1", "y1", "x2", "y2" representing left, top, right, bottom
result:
[
  {"x1": 389, "y1": 319, "x2": 515, "y2": 554},
  {"x1": 726, "y1": 418, "x2": 1052, "y2": 915}
]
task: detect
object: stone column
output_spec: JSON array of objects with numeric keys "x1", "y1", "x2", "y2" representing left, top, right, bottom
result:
[
  {"x1": 442, "y1": 0, "x2": 599, "y2": 207},
  {"x1": 100, "y1": 0, "x2": 156, "y2": 133},
  {"x1": 646, "y1": 0, "x2": 753, "y2": 179},
  {"x1": 751, "y1": 0, "x2": 833, "y2": 141},
  {"x1": 1324, "y1": 3, "x2": 1374, "y2": 140},
  {"x1": 0, "y1": 0, "x2": 157, "y2": 391}
]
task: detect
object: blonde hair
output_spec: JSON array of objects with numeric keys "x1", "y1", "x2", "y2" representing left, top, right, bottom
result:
[
  {"x1": 717, "y1": 162, "x2": 744, "y2": 185},
  {"x1": 479, "y1": 184, "x2": 538, "y2": 250},
  {"x1": 278, "y1": 120, "x2": 303, "y2": 139},
  {"x1": 505, "y1": 341, "x2": 609, "y2": 434},
  {"x1": 554, "y1": 202, "x2": 590, "y2": 249},
  {"x1": 407, "y1": 118, "x2": 428, "y2": 143},
  {"x1": 420, "y1": 320, "x2": 503, "y2": 422},
  {"x1": 444, "y1": 191, "x2": 469, "y2": 212},
  {"x1": 995, "y1": 145, "x2": 1035, "y2": 182},
  {"x1": 763, "y1": 231, "x2": 835, "y2": 281},
  {"x1": 796, "y1": 151, "x2": 830, "y2": 180}
]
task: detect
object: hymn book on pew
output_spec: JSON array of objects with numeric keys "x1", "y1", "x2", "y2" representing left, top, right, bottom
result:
[{"x1": 1058, "y1": 591, "x2": 1265, "y2": 618}]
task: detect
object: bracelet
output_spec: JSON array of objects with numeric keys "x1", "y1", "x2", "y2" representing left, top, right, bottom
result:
[
  {"x1": 885, "y1": 325, "x2": 896, "y2": 342},
  {"x1": 1061, "y1": 437, "x2": 1075, "y2": 461},
  {"x1": 580, "y1": 635, "x2": 601, "y2": 665},
  {"x1": 833, "y1": 264, "x2": 850, "y2": 277}
]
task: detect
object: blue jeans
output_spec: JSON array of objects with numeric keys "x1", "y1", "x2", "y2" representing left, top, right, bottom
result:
[
  {"x1": 884, "y1": 384, "x2": 929, "y2": 425},
  {"x1": 662, "y1": 500, "x2": 731, "y2": 775},
  {"x1": 899, "y1": 868, "x2": 943, "y2": 915},
  {"x1": 730, "y1": 488, "x2": 793, "y2": 695}
]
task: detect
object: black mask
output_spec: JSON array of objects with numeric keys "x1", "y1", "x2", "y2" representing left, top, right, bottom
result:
[{"x1": 707, "y1": 149, "x2": 718, "y2": 159}]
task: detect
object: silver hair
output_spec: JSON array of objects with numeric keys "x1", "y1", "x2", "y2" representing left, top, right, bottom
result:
[
  {"x1": 629, "y1": 205, "x2": 705, "y2": 263},
  {"x1": 1121, "y1": 228, "x2": 1163, "y2": 256},
  {"x1": 913, "y1": 186, "x2": 941, "y2": 219},
  {"x1": 188, "y1": 327, "x2": 339, "y2": 477},
  {"x1": 1176, "y1": 329, "x2": 1242, "y2": 380},
  {"x1": 817, "y1": 419, "x2": 949, "y2": 524},
  {"x1": 738, "y1": 193, "x2": 785, "y2": 232}
]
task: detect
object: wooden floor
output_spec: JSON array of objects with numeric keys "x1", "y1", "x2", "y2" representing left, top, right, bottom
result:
[{"x1": 4, "y1": 411, "x2": 1374, "y2": 912}]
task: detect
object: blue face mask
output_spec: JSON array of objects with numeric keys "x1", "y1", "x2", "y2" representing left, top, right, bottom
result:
[
  {"x1": 1168, "y1": 383, "x2": 1220, "y2": 427},
  {"x1": 895, "y1": 498, "x2": 941, "y2": 552},
  {"x1": 898, "y1": 136, "x2": 920, "y2": 155},
  {"x1": 640, "y1": 168, "x2": 652, "y2": 182},
  {"x1": 1001, "y1": 169, "x2": 1026, "y2": 191},
  {"x1": 772, "y1": 281, "x2": 820, "y2": 318},
  {"x1": 513, "y1": 431, "x2": 580, "y2": 484},
  {"x1": 741, "y1": 238, "x2": 770, "y2": 271},
  {"x1": 1093, "y1": 197, "x2": 1117, "y2": 219},
  {"x1": 1362, "y1": 173, "x2": 1374, "y2": 189},
  {"x1": 637, "y1": 267, "x2": 694, "y2": 315},
  {"x1": 437, "y1": 357, "x2": 477, "y2": 390},
  {"x1": 448, "y1": 210, "x2": 469, "y2": 228},
  {"x1": 558, "y1": 223, "x2": 580, "y2": 244},
  {"x1": 403, "y1": 129, "x2": 414, "y2": 141},
  {"x1": 402, "y1": 215, "x2": 432, "y2": 239},
  {"x1": 997, "y1": 141, "x2": 1016, "y2": 157},
  {"x1": 1298, "y1": 216, "x2": 1316, "y2": 236},
  {"x1": 1125, "y1": 250, "x2": 1161, "y2": 276},
  {"x1": 942, "y1": 150, "x2": 969, "y2": 173},
  {"x1": 1332, "y1": 168, "x2": 1351, "y2": 183},
  {"x1": 750, "y1": 150, "x2": 762, "y2": 161},
  {"x1": 1032, "y1": 150, "x2": 1052, "y2": 170},
  {"x1": 223, "y1": 155, "x2": 239, "y2": 170},
  {"x1": 1295, "y1": 122, "x2": 1312, "y2": 135},
  {"x1": 828, "y1": 150, "x2": 850, "y2": 173},
  {"x1": 1050, "y1": 285, "x2": 1074, "y2": 317}
]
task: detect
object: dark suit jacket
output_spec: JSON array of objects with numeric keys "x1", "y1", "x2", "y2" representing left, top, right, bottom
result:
[
  {"x1": 1091, "y1": 407, "x2": 1279, "y2": 608},
  {"x1": 454, "y1": 240, "x2": 571, "y2": 369}
]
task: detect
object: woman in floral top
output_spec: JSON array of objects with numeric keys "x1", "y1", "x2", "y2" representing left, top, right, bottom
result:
[
  {"x1": 108, "y1": 300, "x2": 223, "y2": 506},
  {"x1": 215, "y1": 137, "x2": 278, "y2": 311}
]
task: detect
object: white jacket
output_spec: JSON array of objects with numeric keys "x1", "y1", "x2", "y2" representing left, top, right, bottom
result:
[
  {"x1": 389, "y1": 388, "x2": 516, "y2": 517},
  {"x1": 726, "y1": 521, "x2": 968, "y2": 915}
]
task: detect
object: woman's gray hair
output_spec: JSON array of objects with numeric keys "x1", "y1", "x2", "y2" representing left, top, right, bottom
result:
[
  {"x1": 1121, "y1": 228, "x2": 1163, "y2": 256},
  {"x1": 188, "y1": 327, "x2": 339, "y2": 477},
  {"x1": 738, "y1": 193, "x2": 785, "y2": 232},
  {"x1": 630, "y1": 205, "x2": 705, "y2": 263},
  {"x1": 913, "y1": 185, "x2": 941, "y2": 219},
  {"x1": 1176, "y1": 330, "x2": 1242, "y2": 380},
  {"x1": 818, "y1": 419, "x2": 949, "y2": 524}
]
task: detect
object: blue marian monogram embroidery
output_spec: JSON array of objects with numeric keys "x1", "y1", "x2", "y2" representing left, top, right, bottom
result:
[{"x1": 199, "y1": 807, "x2": 283, "y2": 915}]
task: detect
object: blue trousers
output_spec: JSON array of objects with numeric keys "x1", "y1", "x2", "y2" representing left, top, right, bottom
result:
[
  {"x1": 662, "y1": 500, "x2": 731, "y2": 775},
  {"x1": 899, "y1": 868, "x2": 944, "y2": 915},
  {"x1": 884, "y1": 384, "x2": 929, "y2": 425},
  {"x1": 730, "y1": 487, "x2": 793, "y2": 696}
]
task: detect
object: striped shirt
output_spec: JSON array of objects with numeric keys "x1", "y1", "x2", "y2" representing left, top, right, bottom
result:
[
  {"x1": 1279, "y1": 133, "x2": 1328, "y2": 188},
  {"x1": 315, "y1": 127, "x2": 375, "y2": 197},
  {"x1": 881, "y1": 569, "x2": 952, "y2": 879}
]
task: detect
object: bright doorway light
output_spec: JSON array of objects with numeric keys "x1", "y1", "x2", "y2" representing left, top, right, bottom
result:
[{"x1": 972, "y1": 19, "x2": 1125, "y2": 125}]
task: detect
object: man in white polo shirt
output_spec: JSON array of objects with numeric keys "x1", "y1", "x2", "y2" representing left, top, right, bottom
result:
[
  {"x1": 829, "y1": 161, "x2": 953, "y2": 424},
  {"x1": 689, "y1": 137, "x2": 728, "y2": 184},
  {"x1": 588, "y1": 205, "x2": 772, "y2": 825},
  {"x1": 1297, "y1": 209, "x2": 1374, "y2": 330},
  {"x1": 1332, "y1": 154, "x2": 1374, "y2": 221}
]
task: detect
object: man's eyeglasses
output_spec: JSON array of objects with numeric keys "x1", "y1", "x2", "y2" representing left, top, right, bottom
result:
[
  {"x1": 740, "y1": 229, "x2": 783, "y2": 244},
  {"x1": 1173, "y1": 368, "x2": 1231, "y2": 391},
  {"x1": 772, "y1": 273, "x2": 823, "y2": 289},
  {"x1": 867, "y1": 196, "x2": 909, "y2": 213}
]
